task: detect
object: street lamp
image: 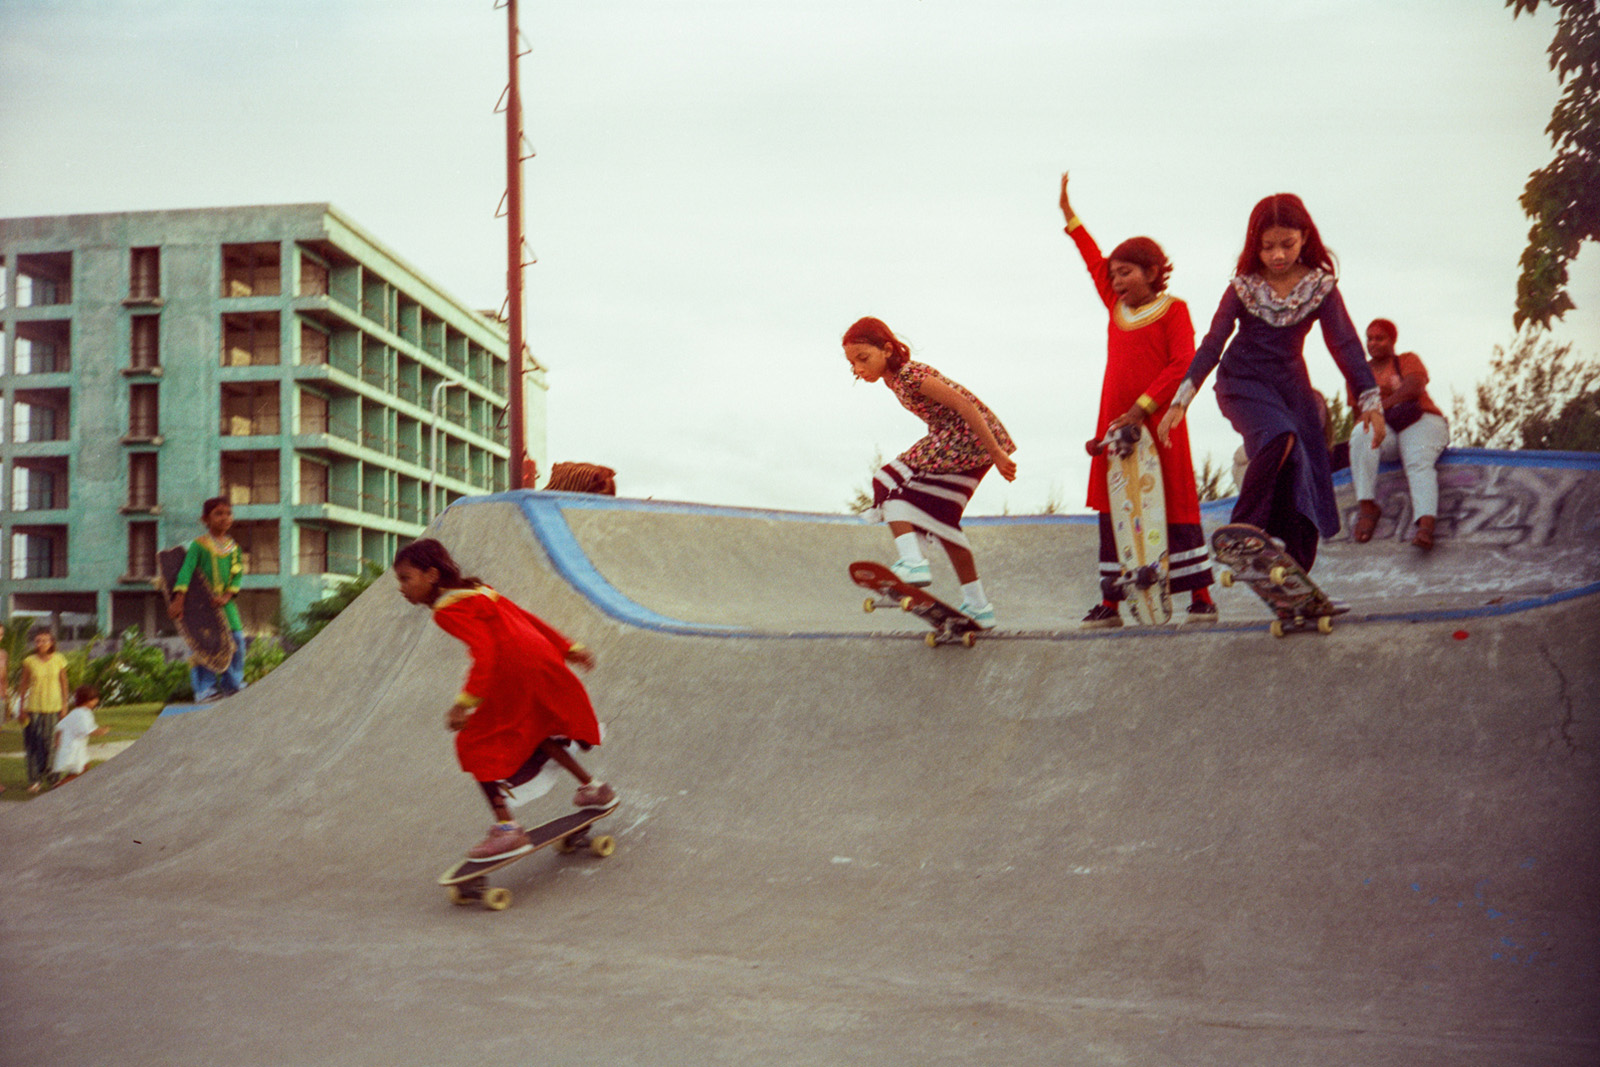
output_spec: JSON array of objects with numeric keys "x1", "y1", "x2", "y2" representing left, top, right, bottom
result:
[{"x1": 428, "y1": 378, "x2": 468, "y2": 523}]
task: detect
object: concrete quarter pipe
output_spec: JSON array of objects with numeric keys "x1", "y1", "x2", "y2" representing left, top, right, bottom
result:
[{"x1": 1, "y1": 451, "x2": 1596, "y2": 1066}]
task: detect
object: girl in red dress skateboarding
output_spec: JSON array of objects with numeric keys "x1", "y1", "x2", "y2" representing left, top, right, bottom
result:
[
  {"x1": 1058, "y1": 172, "x2": 1216, "y2": 628},
  {"x1": 394, "y1": 538, "x2": 617, "y2": 860},
  {"x1": 843, "y1": 315, "x2": 1017, "y2": 629}
]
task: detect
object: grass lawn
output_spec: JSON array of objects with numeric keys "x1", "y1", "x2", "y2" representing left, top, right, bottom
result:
[{"x1": 0, "y1": 702, "x2": 164, "y2": 801}]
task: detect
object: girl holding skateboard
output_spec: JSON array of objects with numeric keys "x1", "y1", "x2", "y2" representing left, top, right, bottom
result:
[
  {"x1": 394, "y1": 538, "x2": 616, "y2": 861},
  {"x1": 1058, "y1": 172, "x2": 1215, "y2": 628},
  {"x1": 1158, "y1": 193, "x2": 1384, "y2": 572},
  {"x1": 168, "y1": 497, "x2": 246, "y2": 701},
  {"x1": 843, "y1": 315, "x2": 1016, "y2": 629}
]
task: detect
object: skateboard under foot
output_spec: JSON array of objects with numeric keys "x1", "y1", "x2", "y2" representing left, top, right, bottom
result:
[
  {"x1": 848, "y1": 560, "x2": 982, "y2": 648},
  {"x1": 1211, "y1": 523, "x2": 1346, "y2": 638},
  {"x1": 438, "y1": 804, "x2": 618, "y2": 911}
]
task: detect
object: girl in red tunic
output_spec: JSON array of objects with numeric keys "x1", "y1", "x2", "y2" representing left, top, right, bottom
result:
[
  {"x1": 394, "y1": 538, "x2": 616, "y2": 860},
  {"x1": 1058, "y1": 173, "x2": 1215, "y2": 628}
]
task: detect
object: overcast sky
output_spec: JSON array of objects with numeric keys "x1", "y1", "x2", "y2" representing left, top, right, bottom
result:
[{"x1": 2, "y1": 0, "x2": 1595, "y2": 516}]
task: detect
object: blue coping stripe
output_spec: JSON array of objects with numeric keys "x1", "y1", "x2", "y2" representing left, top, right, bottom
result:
[
  {"x1": 460, "y1": 491, "x2": 752, "y2": 636},
  {"x1": 450, "y1": 449, "x2": 1599, "y2": 639}
]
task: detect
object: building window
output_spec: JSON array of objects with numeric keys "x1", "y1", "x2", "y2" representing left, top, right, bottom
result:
[
  {"x1": 130, "y1": 315, "x2": 160, "y2": 370},
  {"x1": 222, "y1": 312, "x2": 280, "y2": 366},
  {"x1": 222, "y1": 451, "x2": 280, "y2": 505},
  {"x1": 12, "y1": 458, "x2": 68, "y2": 511},
  {"x1": 298, "y1": 526, "x2": 329, "y2": 574},
  {"x1": 298, "y1": 457, "x2": 329, "y2": 505},
  {"x1": 297, "y1": 390, "x2": 329, "y2": 434},
  {"x1": 233, "y1": 520, "x2": 280, "y2": 575},
  {"x1": 128, "y1": 383, "x2": 160, "y2": 440},
  {"x1": 129, "y1": 247, "x2": 161, "y2": 301},
  {"x1": 12, "y1": 390, "x2": 69, "y2": 442},
  {"x1": 11, "y1": 528, "x2": 68, "y2": 579},
  {"x1": 15, "y1": 252, "x2": 72, "y2": 307},
  {"x1": 221, "y1": 381, "x2": 280, "y2": 436},
  {"x1": 127, "y1": 522, "x2": 158, "y2": 580},
  {"x1": 299, "y1": 255, "x2": 329, "y2": 297},
  {"x1": 16, "y1": 320, "x2": 70, "y2": 373},
  {"x1": 127, "y1": 453, "x2": 159, "y2": 510},
  {"x1": 299, "y1": 323, "x2": 329, "y2": 365},
  {"x1": 222, "y1": 243, "x2": 281, "y2": 297}
]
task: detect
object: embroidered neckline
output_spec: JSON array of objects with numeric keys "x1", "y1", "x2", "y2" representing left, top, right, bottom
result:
[
  {"x1": 1231, "y1": 269, "x2": 1335, "y2": 327},
  {"x1": 433, "y1": 585, "x2": 494, "y2": 611},
  {"x1": 1112, "y1": 292, "x2": 1174, "y2": 331}
]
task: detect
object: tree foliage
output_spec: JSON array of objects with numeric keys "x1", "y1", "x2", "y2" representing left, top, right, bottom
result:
[
  {"x1": 1195, "y1": 453, "x2": 1231, "y2": 503},
  {"x1": 1451, "y1": 328, "x2": 1600, "y2": 449},
  {"x1": 68, "y1": 628, "x2": 192, "y2": 705},
  {"x1": 1508, "y1": 0, "x2": 1600, "y2": 329},
  {"x1": 284, "y1": 560, "x2": 385, "y2": 650}
]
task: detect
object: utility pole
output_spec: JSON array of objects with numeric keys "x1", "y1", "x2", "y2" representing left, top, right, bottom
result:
[{"x1": 503, "y1": 0, "x2": 529, "y2": 487}]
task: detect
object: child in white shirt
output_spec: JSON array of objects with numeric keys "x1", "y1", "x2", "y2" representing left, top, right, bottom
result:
[{"x1": 52, "y1": 685, "x2": 110, "y2": 785}]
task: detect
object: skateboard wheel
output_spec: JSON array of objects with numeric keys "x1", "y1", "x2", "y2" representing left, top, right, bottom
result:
[
  {"x1": 590, "y1": 835, "x2": 616, "y2": 858},
  {"x1": 556, "y1": 834, "x2": 583, "y2": 854},
  {"x1": 900, "y1": 596, "x2": 915, "y2": 612},
  {"x1": 924, "y1": 632, "x2": 938, "y2": 648},
  {"x1": 1317, "y1": 615, "x2": 1333, "y2": 635},
  {"x1": 483, "y1": 887, "x2": 513, "y2": 911},
  {"x1": 960, "y1": 632, "x2": 977, "y2": 648},
  {"x1": 1219, "y1": 570, "x2": 1234, "y2": 588},
  {"x1": 448, "y1": 885, "x2": 480, "y2": 906},
  {"x1": 1269, "y1": 565, "x2": 1287, "y2": 585},
  {"x1": 863, "y1": 597, "x2": 876, "y2": 614},
  {"x1": 1269, "y1": 620, "x2": 1285, "y2": 639}
]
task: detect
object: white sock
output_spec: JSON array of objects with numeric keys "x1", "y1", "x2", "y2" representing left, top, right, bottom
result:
[
  {"x1": 894, "y1": 533, "x2": 927, "y2": 564},
  {"x1": 961, "y1": 580, "x2": 989, "y2": 609}
]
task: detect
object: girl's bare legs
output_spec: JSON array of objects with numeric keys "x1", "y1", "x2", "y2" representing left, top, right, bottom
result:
[
  {"x1": 940, "y1": 541, "x2": 979, "y2": 585},
  {"x1": 538, "y1": 739, "x2": 617, "y2": 808},
  {"x1": 890, "y1": 521, "x2": 981, "y2": 585},
  {"x1": 538, "y1": 738, "x2": 596, "y2": 786}
]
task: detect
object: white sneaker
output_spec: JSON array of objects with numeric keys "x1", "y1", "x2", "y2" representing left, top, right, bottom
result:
[
  {"x1": 891, "y1": 558, "x2": 933, "y2": 587},
  {"x1": 959, "y1": 601, "x2": 997, "y2": 629}
]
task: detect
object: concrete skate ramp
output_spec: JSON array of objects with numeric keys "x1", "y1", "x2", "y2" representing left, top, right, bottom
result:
[
  {"x1": 527, "y1": 448, "x2": 1600, "y2": 633},
  {"x1": 2, "y1": 451, "x2": 1597, "y2": 1067}
]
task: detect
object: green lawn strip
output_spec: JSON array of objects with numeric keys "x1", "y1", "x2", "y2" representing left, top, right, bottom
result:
[{"x1": 0, "y1": 703, "x2": 163, "y2": 801}]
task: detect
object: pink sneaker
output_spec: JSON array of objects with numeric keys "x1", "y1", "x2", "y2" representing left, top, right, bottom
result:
[
  {"x1": 573, "y1": 781, "x2": 618, "y2": 809},
  {"x1": 466, "y1": 823, "x2": 532, "y2": 860}
]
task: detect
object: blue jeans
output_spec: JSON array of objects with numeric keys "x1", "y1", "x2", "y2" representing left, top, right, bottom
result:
[{"x1": 192, "y1": 631, "x2": 247, "y2": 699}]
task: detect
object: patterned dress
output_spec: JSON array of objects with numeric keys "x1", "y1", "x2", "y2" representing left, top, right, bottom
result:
[
  {"x1": 1182, "y1": 271, "x2": 1378, "y2": 541},
  {"x1": 871, "y1": 361, "x2": 1015, "y2": 550}
]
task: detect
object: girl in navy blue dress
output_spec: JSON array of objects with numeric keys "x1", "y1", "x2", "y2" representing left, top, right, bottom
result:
[{"x1": 1158, "y1": 194, "x2": 1385, "y2": 572}]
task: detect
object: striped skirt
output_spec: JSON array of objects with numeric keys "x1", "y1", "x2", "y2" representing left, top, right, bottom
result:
[
  {"x1": 869, "y1": 460, "x2": 988, "y2": 550},
  {"x1": 1097, "y1": 515, "x2": 1213, "y2": 596}
]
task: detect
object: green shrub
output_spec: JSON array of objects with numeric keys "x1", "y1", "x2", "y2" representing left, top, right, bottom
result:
[{"x1": 244, "y1": 635, "x2": 286, "y2": 683}]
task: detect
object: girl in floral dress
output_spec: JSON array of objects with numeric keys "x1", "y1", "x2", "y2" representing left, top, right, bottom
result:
[
  {"x1": 843, "y1": 316, "x2": 1017, "y2": 628},
  {"x1": 1158, "y1": 194, "x2": 1385, "y2": 572}
]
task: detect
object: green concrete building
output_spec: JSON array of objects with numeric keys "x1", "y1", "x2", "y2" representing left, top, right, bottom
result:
[{"x1": 0, "y1": 204, "x2": 545, "y2": 638}]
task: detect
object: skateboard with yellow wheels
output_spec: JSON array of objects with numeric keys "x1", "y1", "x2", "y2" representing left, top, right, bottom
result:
[
  {"x1": 1211, "y1": 523, "x2": 1347, "y2": 637},
  {"x1": 438, "y1": 804, "x2": 618, "y2": 911},
  {"x1": 1087, "y1": 424, "x2": 1171, "y2": 625},
  {"x1": 848, "y1": 560, "x2": 981, "y2": 648}
]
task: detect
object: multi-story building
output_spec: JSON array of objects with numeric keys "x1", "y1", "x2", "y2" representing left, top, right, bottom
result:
[{"x1": 0, "y1": 204, "x2": 545, "y2": 638}]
